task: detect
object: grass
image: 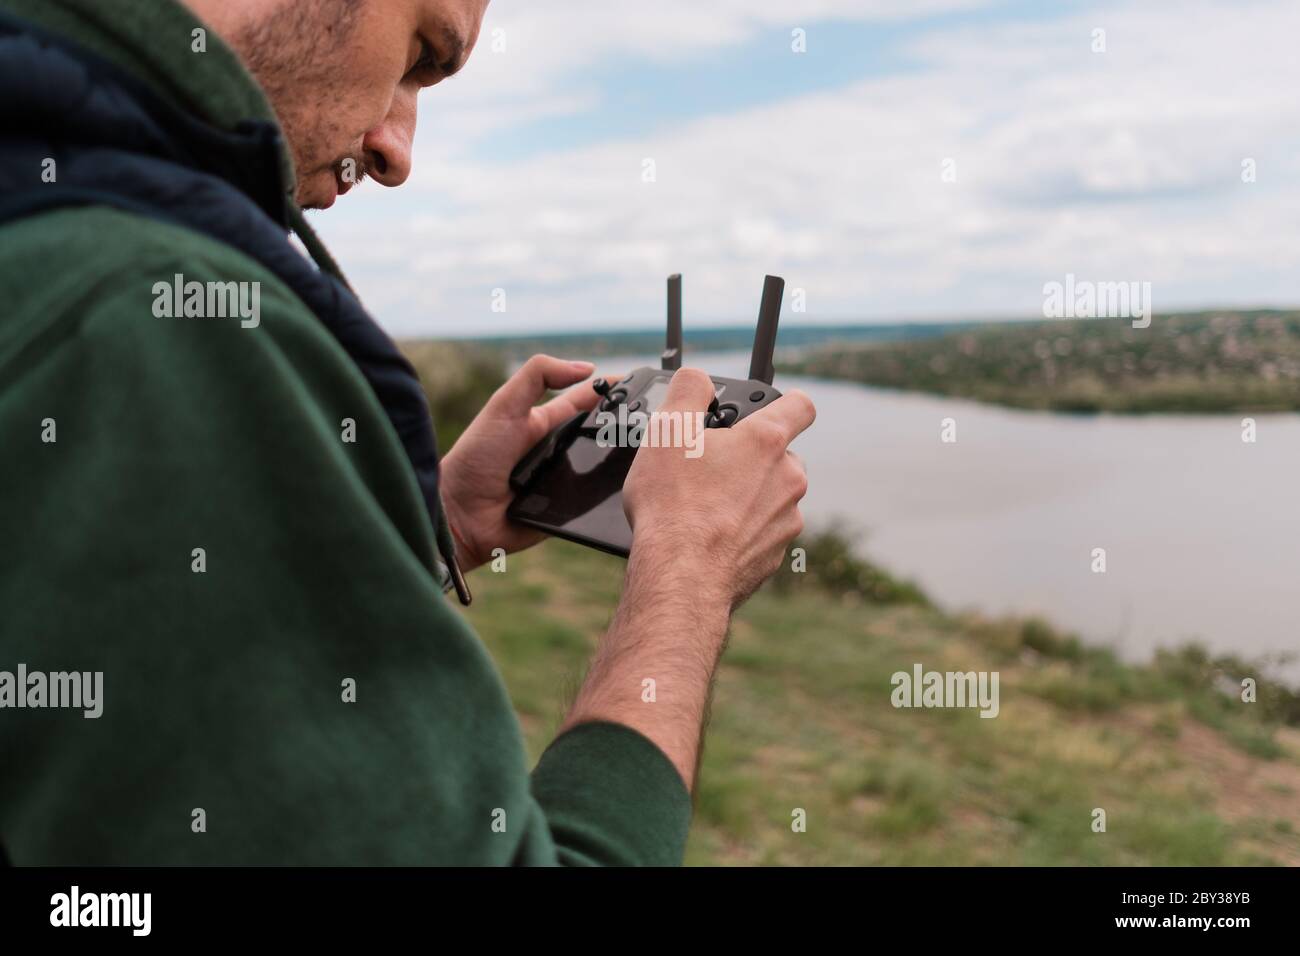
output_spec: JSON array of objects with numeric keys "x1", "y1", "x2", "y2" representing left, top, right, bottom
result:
[
  {"x1": 461, "y1": 535, "x2": 1300, "y2": 866},
  {"x1": 404, "y1": 337, "x2": 1300, "y2": 865}
]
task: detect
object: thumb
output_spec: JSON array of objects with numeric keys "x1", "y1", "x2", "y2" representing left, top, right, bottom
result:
[
  {"x1": 489, "y1": 354, "x2": 595, "y2": 417},
  {"x1": 659, "y1": 367, "x2": 716, "y2": 413}
]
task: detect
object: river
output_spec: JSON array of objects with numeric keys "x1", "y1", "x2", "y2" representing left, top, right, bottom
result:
[{"x1": 522, "y1": 350, "x2": 1300, "y2": 681}]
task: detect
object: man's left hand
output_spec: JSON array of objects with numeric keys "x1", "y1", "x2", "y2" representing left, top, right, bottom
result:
[{"x1": 439, "y1": 354, "x2": 605, "y2": 572}]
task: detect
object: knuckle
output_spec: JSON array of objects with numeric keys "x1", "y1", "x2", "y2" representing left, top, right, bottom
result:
[
  {"x1": 765, "y1": 554, "x2": 783, "y2": 581},
  {"x1": 674, "y1": 366, "x2": 712, "y2": 392},
  {"x1": 772, "y1": 539, "x2": 790, "y2": 570},
  {"x1": 755, "y1": 421, "x2": 786, "y2": 452},
  {"x1": 518, "y1": 353, "x2": 552, "y2": 381},
  {"x1": 791, "y1": 467, "x2": 809, "y2": 500},
  {"x1": 786, "y1": 389, "x2": 816, "y2": 422}
]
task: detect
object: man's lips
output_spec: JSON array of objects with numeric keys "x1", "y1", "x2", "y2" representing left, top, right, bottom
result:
[{"x1": 311, "y1": 162, "x2": 363, "y2": 211}]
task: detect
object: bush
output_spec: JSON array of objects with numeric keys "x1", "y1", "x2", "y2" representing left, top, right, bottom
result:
[
  {"x1": 770, "y1": 526, "x2": 929, "y2": 606},
  {"x1": 399, "y1": 340, "x2": 506, "y2": 451},
  {"x1": 1154, "y1": 644, "x2": 1300, "y2": 727}
]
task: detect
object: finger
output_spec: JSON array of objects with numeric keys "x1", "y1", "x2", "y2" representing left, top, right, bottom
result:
[
  {"x1": 738, "y1": 388, "x2": 816, "y2": 445},
  {"x1": 489, "y1": 354, "x2": 595, "y2": 417},
  {"x1": 534, "y1": 373, "x2": 623, "y2": 433},
  {"x1": 556, "y1": 373, "x2": 623, "y2": 414},
  {"x1": 658, "y1": 367, "x2": 716, "y2": 413}
]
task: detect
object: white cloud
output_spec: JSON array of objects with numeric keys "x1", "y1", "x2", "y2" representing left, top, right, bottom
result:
[{"x1": 312, "y1": 0, "x2": 1300, "y2": 337}]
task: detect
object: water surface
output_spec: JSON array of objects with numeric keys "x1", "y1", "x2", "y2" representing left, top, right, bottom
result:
[{"x1": 534, "y1": 350, "x2": 1300, "y2": 680}]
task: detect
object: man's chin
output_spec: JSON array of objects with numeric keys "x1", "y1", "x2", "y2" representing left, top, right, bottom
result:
[
  {"x1": 298, "y1": 193, "x2": 336, "y2": 212},
  {"x1": 296, "y1": 174, "x2": 340, "y2": 211}
]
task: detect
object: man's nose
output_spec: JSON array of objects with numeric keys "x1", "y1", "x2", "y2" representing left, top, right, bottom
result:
[{"x1": 362, "y1": 93, "x2": 416, "y2": 187}]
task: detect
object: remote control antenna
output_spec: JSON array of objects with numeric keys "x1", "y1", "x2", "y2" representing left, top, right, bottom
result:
[
  {"x1": 748, "y1": 274, "x2": 784, "y2": 385},
  {"x1": 662, "y1": 273, "x2": 682, "y2": 371}
]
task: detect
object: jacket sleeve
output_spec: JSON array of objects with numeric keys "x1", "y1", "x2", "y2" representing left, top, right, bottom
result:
[
  {"x1": 0, "y1": 209, "x2": 691, "y2": 866},
  {"x1": 529, "y1": 721, "x2": 693, "y2": 866}
]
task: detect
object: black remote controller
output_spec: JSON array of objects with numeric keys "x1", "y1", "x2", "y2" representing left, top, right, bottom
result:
[{"x1": 507, "y1": 274, "x2": 785, "y2": 557}]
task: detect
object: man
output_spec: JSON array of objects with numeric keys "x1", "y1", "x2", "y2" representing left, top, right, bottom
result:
[{"x1": 0, "y1": 0, "x2": 813, "y2": 865}]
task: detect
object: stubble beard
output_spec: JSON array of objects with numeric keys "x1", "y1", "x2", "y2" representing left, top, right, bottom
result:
[{"x1": 229, "y1": 0, "x2": 367, "y2": 207}]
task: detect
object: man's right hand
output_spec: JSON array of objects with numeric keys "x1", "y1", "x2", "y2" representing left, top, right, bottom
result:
[
  {"x1": 558, "y1": 367, "x2": 815, "y2": 791},
  {"x1": 623, "y1": 367, "x2": 815, "y2": 609}
]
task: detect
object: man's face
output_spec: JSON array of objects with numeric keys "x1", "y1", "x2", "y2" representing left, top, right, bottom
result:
[{"x1": 230, "y1": 0, "x2": 489, "y2": 210}]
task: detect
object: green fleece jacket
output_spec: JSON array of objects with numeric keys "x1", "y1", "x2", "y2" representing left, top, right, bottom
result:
[{"x1": 0, "y1": 0, "x2": 691, "y2": 865}]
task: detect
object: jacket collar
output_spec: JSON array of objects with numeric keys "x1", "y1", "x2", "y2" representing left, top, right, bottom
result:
[{"x1": 0, "y1": 0, "x2": 298, "y2": 204}]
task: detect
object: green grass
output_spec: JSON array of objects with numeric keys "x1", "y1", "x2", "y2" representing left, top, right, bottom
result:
[
  {"x1": 462, "y1": 537, "x2": 1300, "y2": 866},
  {"x1": 405, "y1": 337, "x2": 1300, "y2": 865}
]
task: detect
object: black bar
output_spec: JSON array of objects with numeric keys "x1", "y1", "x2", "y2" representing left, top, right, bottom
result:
[{"x1": 0, "y1": 866, "x2": 1290, "y2": 942}]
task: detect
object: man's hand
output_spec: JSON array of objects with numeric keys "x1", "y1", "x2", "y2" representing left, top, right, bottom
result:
[
  {"x1": 622, "y1": 367, "x2": 814, "y2": 610},
  {"x1": 560, "y1": 367, "x2": 815, "y2": 790},
  {"x1": 439, "y1": 354, "x2": 602, "y2": 572}
]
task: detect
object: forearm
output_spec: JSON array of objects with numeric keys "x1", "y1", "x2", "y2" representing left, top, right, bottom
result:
[{"x1": 558, "y1": 539, "x2": 731, "y2": 792}]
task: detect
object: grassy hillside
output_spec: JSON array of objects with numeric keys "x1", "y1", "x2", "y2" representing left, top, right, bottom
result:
[
  {"x1": 463, "y1": 537, "x2": 1300, "y2": 866},
  {"x1": 403, "y1": 338, "x2": 1300, "y2": 865},
  {"x1": 785, "y1": 311, "x2": 1300, "y2": 413}
]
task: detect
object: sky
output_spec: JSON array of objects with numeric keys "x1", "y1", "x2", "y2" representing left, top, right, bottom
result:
[{"x1": 309, "y1": 0, "x2": 1300, "y2": 338}]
